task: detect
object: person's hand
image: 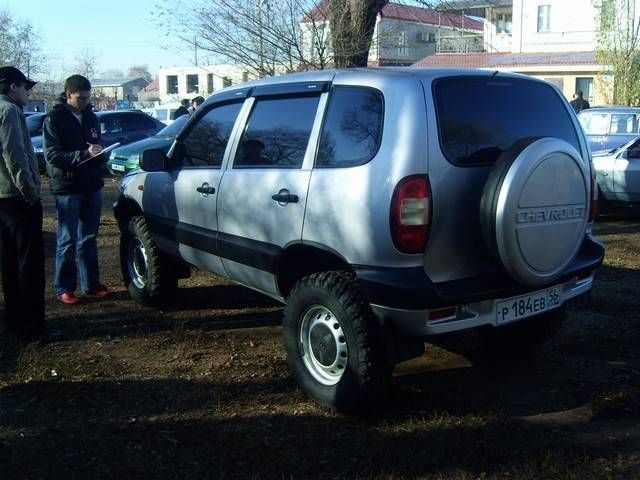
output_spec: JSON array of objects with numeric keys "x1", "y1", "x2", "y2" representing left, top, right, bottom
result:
[{"x1": 86, "y1": 143, "x2": 103, "y2": 157}]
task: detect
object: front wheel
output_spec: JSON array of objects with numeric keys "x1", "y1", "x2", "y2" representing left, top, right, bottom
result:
[
  {"x1": 283, "y1": 271, "x2": 390, "y2": 412},
  {"x1": 120, "y1": 216, "x2": 177, "y2": 306}
]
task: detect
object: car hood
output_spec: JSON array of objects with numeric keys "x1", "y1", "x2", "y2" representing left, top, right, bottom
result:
[{"x1": 111, "y1": 136, "x2": 174, "y2": 158}]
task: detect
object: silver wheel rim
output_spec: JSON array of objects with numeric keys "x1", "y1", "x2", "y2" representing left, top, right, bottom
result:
[
  {"x1": 127, "y1": 238, "x2": 148, "y2": 290},
  {"x1": 299, "y1": 305, "x2": 348, "y2": 386}
]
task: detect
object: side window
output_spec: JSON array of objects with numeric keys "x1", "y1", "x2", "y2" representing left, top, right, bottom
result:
[
  {"x1": 234, "y1": 95, "x2": 320, "y2": 168},
  {"x1": 579, "y1": 112, "x2": 609, "y2": 135},
  {"x1": 122, "y1": 113, "x2": 156, "y2": 131},
  {"x1": 100, "y1": 116, "x2": 123, "y2": 134},
  {"x1": 610, "y1": 113, "x2": 638, "y2": 134},
  {"x1": 180, "y1": 102, "x2": 242, "y2": 168},
  {"x1": 316, "y1": 86, "x2": 383, "y2": 168}
]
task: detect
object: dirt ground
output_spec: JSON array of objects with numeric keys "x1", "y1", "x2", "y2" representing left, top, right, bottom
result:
[{"x1": 0, "y1": 177, "x2": 639, "y2": 479}]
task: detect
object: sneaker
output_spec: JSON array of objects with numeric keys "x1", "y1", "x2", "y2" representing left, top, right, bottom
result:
[
  {"x1": 58, "y1": 292, "x2": 80, "y2": 305},
  {"x1": 86, "y1": 284, "x2": 113, "y2": 298}
]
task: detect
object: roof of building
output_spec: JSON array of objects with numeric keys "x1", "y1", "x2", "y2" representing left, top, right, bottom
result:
[
  {"x1": 303, "y1": 1, "x2": 483, "y2": 31},
  {"x1": 413, "y1": 50, "x2": 598, "y2": 68},
  {"x1": 91, "y1": 77, "x2": 148, "y2": 87},
  {"x1": 437, "y1": 0, "x2": 512, "y2": 9},
  {"x1": 143, "y1": 78, "x2": 159, "y2": 92}
]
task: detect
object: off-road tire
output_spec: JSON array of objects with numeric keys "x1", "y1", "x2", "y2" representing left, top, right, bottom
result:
[
  {"x1": 120, "y1": 216, "x2": 177, "y2": 306},
  {"x1": 283, "y1": 271, "x2": 391, "y2": 412},
  {"x1": 479, "y1": 307, "x2": 566, "y2": 355}
]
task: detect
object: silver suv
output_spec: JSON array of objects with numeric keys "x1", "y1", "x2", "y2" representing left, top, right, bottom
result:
[{"x1": 114, "y1": 68, "x2": 604, "y2": 411}]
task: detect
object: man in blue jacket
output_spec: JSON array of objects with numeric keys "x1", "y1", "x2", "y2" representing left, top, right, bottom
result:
[
  {"x1": 43, "y1": 74, "x2": 113, "y2": 305},
  {"x1": 0, "y1": 66, "x2": 51, "y2": 341}
]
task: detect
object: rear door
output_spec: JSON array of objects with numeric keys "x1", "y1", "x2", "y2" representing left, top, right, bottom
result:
[
  {"x1": 613, "y1": 138, "x2": 640, "y2": 202},
  {"x1": 216, "y1": 83, "x2": 327, "y2": 297}
]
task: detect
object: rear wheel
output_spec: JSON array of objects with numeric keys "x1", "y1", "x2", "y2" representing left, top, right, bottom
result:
[
  {"x1": 120, "y1": 216, "x2": 177, "y2": 306},
  {"x1": 283, "y1": 271, "x2": 391, "y2": 412}
]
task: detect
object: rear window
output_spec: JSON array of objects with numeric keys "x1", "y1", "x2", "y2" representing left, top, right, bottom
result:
[
  {"x1": 434, "y1": 76, "x2": 581, "y2": 165},
  {"x1": 579, "y1": 111, "x2": 609, "y2": 134}
]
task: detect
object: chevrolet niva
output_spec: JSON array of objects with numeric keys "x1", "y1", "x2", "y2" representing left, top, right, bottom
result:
[{"x1": 114, "y1": 68, "x2": 604, "y2": 411}]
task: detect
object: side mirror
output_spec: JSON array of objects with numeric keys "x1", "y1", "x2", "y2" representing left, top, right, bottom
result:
[
  {"x1": 619, "y1": 149, "x2": 629, "y2": 160},
  {"x1": 140, "y1": 149, "x2": 169, "y2": 172}
]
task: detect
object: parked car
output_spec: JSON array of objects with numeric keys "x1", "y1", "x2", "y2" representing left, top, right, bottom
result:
[
  {"x1": 592, "y1": 135, "x2": 640, "y2": 207},
  {"x1": 578, "y1": 106, "x2": 640, "y2": 153},
  {"x1": 32, "y1": 109, "x2": 165, "y2": 174},
  {"x1": 25, "y1": 112, "x2": 46, "y2": 137},
  {"x1": 151, "y1": 103, "x2": 184, "y2": 126},
  {"x1": 114, "y1": 69, "x2": 604, "y2": 411},
  {"x1": 107, "y1": 115, "x2": 189, "y2": 175}
]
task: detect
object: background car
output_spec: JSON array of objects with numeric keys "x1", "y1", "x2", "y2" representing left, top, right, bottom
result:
[
  {"x1": 26, "y1": 112, "x2": 46, "y2": 137},
  {"x1": 578, "y1": 106, "x2": 640, "y2": 153},
  {"x1": 150, "y1": 103, "x2": 184, "y2": 125},
  {"x1": 33, "y1": 109, "x2": 165, "y2": 174},
  {"x1": 107, "y1": 114, "x2": 189, "y2": 175},
  {"x1": 592, "y1": 135, "x2": 640, "y2": 207}
]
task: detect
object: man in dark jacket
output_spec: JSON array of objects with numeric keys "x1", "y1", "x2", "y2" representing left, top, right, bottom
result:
[
  {"x1": 43, "y1": 74, "x2": 113, "y2": 305},
  {"x1": 172, "y1": 99, "x2": 190, "y2": 120},
  {"x1": 570, "y1": 90, "x2": 590, "y2": 113},
  {"x1": 0, "y1": 66, "x2": 51, "y2": 341}
]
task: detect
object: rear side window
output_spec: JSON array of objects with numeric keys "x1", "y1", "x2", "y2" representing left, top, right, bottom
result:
[
  {"x1": 122, "y1": 113, "x2": 156, "y2": 131},
  {"x1": 316, "y1": 86, "x2": 383, "y2": 168},
  {"x1": 181, "y1": 102, "x2": 242, "y2": 168},
  {"x1": 234, "y1": 95, "x2": 320, "y2": 168},
  {"x1": 610, "y1": 113, "x2": 638, "y2": 134},
  {"x1": 579, "y1": 112, "x2": 609, "y2": 134},
  {"x1": 434, "y1": 76, "x2": 581, "y2": 165}
]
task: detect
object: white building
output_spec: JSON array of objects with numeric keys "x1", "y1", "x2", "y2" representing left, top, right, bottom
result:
[{"x1": 157, "y1": 65, "x2": 252, "y2": 103}]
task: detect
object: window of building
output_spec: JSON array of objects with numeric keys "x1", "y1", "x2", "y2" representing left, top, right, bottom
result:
[
  {"x1": 537, "y1": 5, "x2": 551, "y2": 32},
  {"x1": 397, "y1": 31, "x2": 409, "y2": 57},
  {"x1": 496, "y1": 12, "x2": 513, "y2": 34},
  {"x1": 234, "y1": 95, "x2": 320, "y2": 168},
  {"x1": 317, "y1": 87, "x2": 384, "y2": 168},
  {"x1": 575, "y1": 77, "x2": 594, "y2": 102},
  {"x1": 166, "y1": 75, "x2": 178, "y2": 94},
  {"x1": 207, "y1": 74, "x2": 214, "y2": 93},
  {"x1": 186, "y1": 74, "x2": 199, "y2": 94},
  {"x1": 222, "y1": 77, "x2": 232, "y2": 88},
  {"x1": 181, "y1": 102, "x2": 243, "y2": 168}
]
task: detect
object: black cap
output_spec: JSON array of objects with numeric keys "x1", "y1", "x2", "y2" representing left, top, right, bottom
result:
[{"x1": 0, "y1": 66, "x2": 37, "y2": 90}]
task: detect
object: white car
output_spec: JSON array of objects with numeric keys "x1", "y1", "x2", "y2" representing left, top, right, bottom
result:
[
  {"x1": 592, "y1": 136, "x2": 640, "y2": 207},
  {"x1": 151, "y1": 103, "x2": 184, "y2": 125}
]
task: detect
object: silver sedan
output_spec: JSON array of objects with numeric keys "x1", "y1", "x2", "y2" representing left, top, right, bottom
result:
[{"x1": 592, "y1": 136, "x2": 640, "y2": 206}]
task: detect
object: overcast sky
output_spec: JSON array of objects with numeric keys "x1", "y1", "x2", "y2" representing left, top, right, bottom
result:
[{"x1": 2, "y1": 0, "x2": 200, "y2": 78}]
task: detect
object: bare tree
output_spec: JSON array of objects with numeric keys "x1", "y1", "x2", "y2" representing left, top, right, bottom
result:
[
  {"x1": 0, "y1": 10, "x2": 44, "y2": 77},
  {"x1": 596, "y1": 0, "x2": 640, "y2": 105},
  {"x1": 73, "y1": 47, "x2": 99, "y2": 80}
]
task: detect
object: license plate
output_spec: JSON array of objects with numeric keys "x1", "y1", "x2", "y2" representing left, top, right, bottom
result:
[
  {"x1": 496, "y1": 287, "x2": 561, "y2": 324},
  {"x1": 111, "y1": 163, "x2": 125, "y2": 172}
]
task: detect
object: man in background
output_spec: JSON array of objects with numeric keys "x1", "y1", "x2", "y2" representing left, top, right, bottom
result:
[
  {"x1": 172, "y1": 99, "x2": 190, "y2": 120},
  {"x1": 570, "y1": 90, "x2": 590, "y2": 113},
  {"x1": 43, "y1": 74, "x2": 113, "y2": 305}
]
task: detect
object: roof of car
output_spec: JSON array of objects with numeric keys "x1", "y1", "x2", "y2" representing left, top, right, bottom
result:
[{"x1": 579, "y1": 106, "x2": 640, "y2": 114}]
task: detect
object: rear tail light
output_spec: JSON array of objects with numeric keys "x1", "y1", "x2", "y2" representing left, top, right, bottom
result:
[
  {"x1": 390, "y1": 175, "x2": 432, "y2": 254},
  {"x1": 589, "y1": 161, "x2": 597, "y2": 222}
]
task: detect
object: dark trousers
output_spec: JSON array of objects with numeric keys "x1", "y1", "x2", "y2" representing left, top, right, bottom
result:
[{"x1": 0, "y1": 198, "x2": 45, "y2": 337}]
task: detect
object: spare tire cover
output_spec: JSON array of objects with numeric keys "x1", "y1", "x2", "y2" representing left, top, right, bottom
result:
[{"x1": 480, "y1": 137, "x2": 588, "y2": 287}]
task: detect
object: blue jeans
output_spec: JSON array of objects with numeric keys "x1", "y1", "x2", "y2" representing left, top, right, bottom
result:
[{"x1": 54, "y1": 190, "x2": 102, "y2": 295}]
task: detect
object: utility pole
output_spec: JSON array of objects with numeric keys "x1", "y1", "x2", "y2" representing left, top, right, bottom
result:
[{"x1": 194, "y1": 36, "x2": 198, "y2": 67}]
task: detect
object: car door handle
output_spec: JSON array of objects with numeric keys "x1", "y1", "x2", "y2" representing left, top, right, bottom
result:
[
  {"x1": 272, "y1": 191, "x2": 299, "y2": 204},
  {"x1": 196, "y1": 184, "x2": 216, "y2": 194}
]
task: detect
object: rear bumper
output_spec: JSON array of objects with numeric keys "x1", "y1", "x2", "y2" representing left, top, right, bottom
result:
[{"x1": 355, "y1": 234, "x2": 604, "y2": 335}]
